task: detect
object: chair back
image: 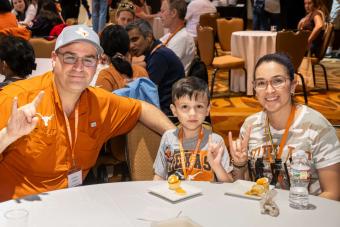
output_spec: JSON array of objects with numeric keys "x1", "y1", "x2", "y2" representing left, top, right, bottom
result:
[
  {"x1": 315, "y1": 22, "x2": 334, "y2": 61},
  {"x1": 126, "y1": 123, "x2": 161, "y2": 181},
  {"x1": 29, "y1": 38, "x2": 56, "y2": 58},
  {"x1": 216, "y1": 18, "x2": 243, "y2": 51},
  {"x1": 197, "y1": 26, "x2": 215, "y2": 66},
  {"x1": 276, "y1": 30, "x2": 310, "y2": 71},
  {"x1": 199, "y1": 12, "x2": 219, "y2": 37}
]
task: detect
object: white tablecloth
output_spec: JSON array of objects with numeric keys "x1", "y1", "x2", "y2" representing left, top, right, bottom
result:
[
  {"x1": 230, "y1": 31, "x2": 277, "y2": 95},
  {"x1": 1, "y1": 181, "x2": 339, "y2": 227}
]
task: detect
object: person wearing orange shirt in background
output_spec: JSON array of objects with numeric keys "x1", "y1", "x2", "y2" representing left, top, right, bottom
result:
[
  {"x1": 96, "y1": 24, "x2": 148, "y2": 91},
  {"x1": 0, "y1": 0, "x2": 17, "y2": 30},
  {"x1": 0, "y1": 24, "x2": 175, "y2": 202}
]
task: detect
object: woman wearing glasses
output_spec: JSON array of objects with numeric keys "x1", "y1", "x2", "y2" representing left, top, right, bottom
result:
[{"x1": 229, "y1": 53, "x2": 340, "y2": 201}]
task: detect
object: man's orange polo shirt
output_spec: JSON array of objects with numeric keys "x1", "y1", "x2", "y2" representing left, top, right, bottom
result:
[{"x1": 0, "y1": 71, "x2": 141, "y2": 202}]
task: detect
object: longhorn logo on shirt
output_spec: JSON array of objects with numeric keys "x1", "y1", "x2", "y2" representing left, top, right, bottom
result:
[{"x1": 165, "y1": 146, "x2": 172, "y2": 161}]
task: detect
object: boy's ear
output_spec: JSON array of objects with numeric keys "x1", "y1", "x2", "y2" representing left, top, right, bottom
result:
[{"x1": 170, "y1": 104, "x2": 177, "y2": 117}]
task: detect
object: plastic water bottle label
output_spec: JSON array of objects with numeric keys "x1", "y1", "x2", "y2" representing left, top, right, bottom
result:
[{"x1": 292, "y1": 169, "x2": 309, "y2": 180}]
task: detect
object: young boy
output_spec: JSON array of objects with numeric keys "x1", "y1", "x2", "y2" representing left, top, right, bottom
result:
[{"x1": 153, "y1": 77, "x2": 233, "y2": 182}]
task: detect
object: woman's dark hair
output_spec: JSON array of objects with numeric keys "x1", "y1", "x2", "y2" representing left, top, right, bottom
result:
[
  {"x1": 0, "y1": 35, "x2": 36, "y2": 77},
  {"x1": 37, "y1": 0, "x2": 62, "y2": 24},
  {"x1": 0, "y1": 0, "x2": 12, "y2": 13},
  {"x1": 254, "y1": 53, "x2": 295, "y2": 81},
  {"x1": 12, "y1": 0, "x2": 29, "y2": 21},
  {"x1": 100, "y1": 24, "x2": 133, "y2": 77}
]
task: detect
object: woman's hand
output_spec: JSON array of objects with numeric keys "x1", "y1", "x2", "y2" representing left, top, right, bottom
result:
[{"x1": 228, "y1": 127, "x2": 251, "y2": 167}]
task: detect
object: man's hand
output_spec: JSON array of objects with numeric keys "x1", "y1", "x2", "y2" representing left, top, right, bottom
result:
[{"x1": 6, "y1": 91, "x2": 45, "y2": 140}]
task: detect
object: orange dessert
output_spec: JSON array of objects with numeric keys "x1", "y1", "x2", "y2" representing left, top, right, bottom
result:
[
  {"x1": 168, "y1": 175, "x2": 181, "y2": 190},
  {"x1": 245, "y1": 177, "x2": 270, "y2": 197}
]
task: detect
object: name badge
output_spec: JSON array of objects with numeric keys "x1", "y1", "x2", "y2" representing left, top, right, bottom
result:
[{"x1": 67, "y1": 168, "x2": 82, "y2": 188}]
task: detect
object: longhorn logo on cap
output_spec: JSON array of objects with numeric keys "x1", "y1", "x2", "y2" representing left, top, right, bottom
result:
[{"x1": 75, "y1": 27, "x2": 89, "y2": 38}]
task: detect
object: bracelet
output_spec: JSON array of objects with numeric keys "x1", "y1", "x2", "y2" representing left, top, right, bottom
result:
[{"x1": 232, "y1": 160, "x2": 248, "y2": 168}]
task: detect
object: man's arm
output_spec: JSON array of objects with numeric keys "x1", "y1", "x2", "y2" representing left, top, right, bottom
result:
[{"x1": 138, "y1": 101, "x2": 175, "y2": 135}]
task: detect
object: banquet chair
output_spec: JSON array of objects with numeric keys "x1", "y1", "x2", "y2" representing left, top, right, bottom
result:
[
  {"x1": 94, "y1": 135, "x2": 130, "y2": 183},
  {"x1": 29, "y1": 38, "x2": 56, "y2": 58},
  {"x1": 197, "y1": 26, "x2": 247, "y2": 98},
  {"x1": 311, "y1": 22, "x2": 334, "y2": 90},
  {"x1": 126, "y1": 123, "x2": 161, "y2": 181},
  {"x1": 276, "y1": 30, "x2": 310, "y2": 104},
  {"x1": 216, "y1": 18, "x2": 243, "y2": 54},
  {"x1": 199, "y1": 12, "x2": 220, "y2": 39}
]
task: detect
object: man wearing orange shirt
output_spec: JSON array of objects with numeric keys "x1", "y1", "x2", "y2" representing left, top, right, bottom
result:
[{"x1": 0, "y1": 24, "x2": 174, "y2": 202}]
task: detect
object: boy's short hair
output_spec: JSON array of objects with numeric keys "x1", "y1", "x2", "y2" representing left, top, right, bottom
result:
[{"x1": 172, "y1": 77, "x2": 210, "y2": 103}]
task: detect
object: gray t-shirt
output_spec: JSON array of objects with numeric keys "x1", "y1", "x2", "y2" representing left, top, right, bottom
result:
[
  {"x1": 240, "y1": 104, "x2": 340, "y2": 195},
  {"x1": 153, "y1": 127, "x2": 232, "y2": 181}
]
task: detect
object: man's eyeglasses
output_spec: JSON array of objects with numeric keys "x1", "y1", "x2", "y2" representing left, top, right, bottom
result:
[
  {"x1": 253, "y1": 75, "x2": 289, "y2": 90},
  {"x1": 119, "y1": 2, "x2": 135, "y2": 10},
  {"x1": 56, "y1": 51, "x2": 98, "y2": 67}
]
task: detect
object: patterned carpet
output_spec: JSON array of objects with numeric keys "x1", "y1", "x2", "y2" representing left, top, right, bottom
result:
[{"x1": 209, "y1": 58, "x2": 340, "y2": 141}]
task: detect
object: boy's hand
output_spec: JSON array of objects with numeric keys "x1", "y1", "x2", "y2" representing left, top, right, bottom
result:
[
  {"x1": 228, "y1": 127, "x2": 251, "y2": 167},
  {"x1": 207, "y1": 135, "x2": 224, "y2": 169}
]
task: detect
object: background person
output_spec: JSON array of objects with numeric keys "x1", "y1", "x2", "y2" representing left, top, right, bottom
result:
[
  {"x1": 92, "y1": 0, "x2": 108, "y2": 33},
  {"x1": 298, "y1": 0, "x2": 328, "y2": 55},
  {"x1": 159, "y1": 0, "x2": 196, "y2": 76},
  {"x1": 0, "y1": 0, "x2": 17, "y2": 30},
  {"x1": 115, "y1": 0, "x2": 135, "y2": 27},
  {"x1": 126, "y1": 19, "x2": 185, "y2": 115},
  {"x1": 229, "y1": 53, "x2": 340, "y2": 201},
  {"x1": 185, "y1": 0, "x2": 216, "y2": 38},
  {"x1": 11, "y1": 0, "x2": 37, "y2": 26},
  {"x1": 96, "y1": 24, "x2": 148, "y2": 91},
  {"x1": 29, "y1": 0, "x2": 64, "y2": 37},
  {"x1": 0, "y1": 35, "x2": 36, "y2": 87}
]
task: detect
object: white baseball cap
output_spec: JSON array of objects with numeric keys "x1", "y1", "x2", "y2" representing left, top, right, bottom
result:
[{"x1": 54, "y1": 25, "x2": 103, "y2": 55}]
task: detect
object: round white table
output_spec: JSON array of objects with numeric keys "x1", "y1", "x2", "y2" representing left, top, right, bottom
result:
[
  {"x1": 0, "y1": 181, "x2": 339, "y2": 227},
  {"x1": 230, "y1": 31, "x2": 277, "y2": 95}
]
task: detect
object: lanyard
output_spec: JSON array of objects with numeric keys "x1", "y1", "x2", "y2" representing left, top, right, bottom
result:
[
  {"x1": 163, "y1": 25, "x2": 184, "y2": 46},
  {"x1": 178, "y1": 127, "x2": 204, "y2": 179},
  {"x1": 150, "y1": 43, "x2": 163, "y2": 56},
  {"x1": 265, "y1": 105, "x2": 296, "y2": 162},
  {"x1": 63, "y1": 103, "x2": 79, "y2": 168}
]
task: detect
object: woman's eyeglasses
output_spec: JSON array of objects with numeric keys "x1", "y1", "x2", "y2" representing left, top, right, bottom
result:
[
  {"x1": 119, "y1": 3, "x2": 135, "y2": 10},
  {"x1": 253, "y1": 75, "x2": 290, "y2": 90}
]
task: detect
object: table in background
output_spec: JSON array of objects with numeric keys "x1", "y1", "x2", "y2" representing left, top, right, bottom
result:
[
  {"x1": 230, "y1": 30, "x2": 277, "y2": 95},
  {"x1": 0, "y1": 181, "x2": 339, "y2": 227}
]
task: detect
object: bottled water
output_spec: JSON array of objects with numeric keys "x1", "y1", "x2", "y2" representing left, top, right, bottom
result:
[{"x1": 289, "y1": 150, "x2": 311, "y2": 209}]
